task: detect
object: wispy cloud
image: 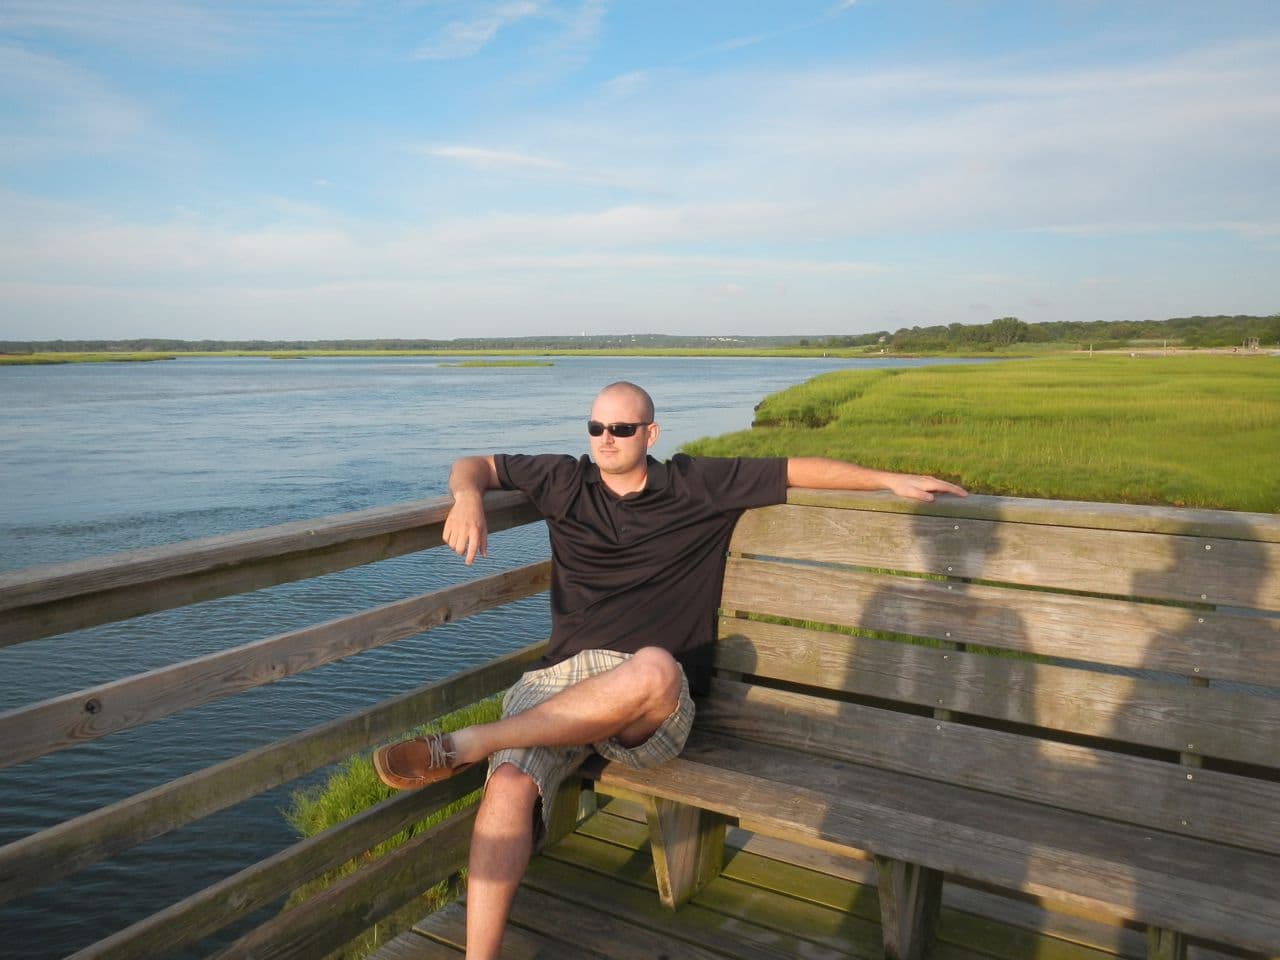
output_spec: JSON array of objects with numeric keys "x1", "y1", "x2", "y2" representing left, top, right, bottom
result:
[
  {"x1": 421, "y1": 144, "x2": 568, "y2": 172},
  {"x1": 0, "y1": 45, "x2": 147, "y2": 156},
  {"x1": 0, "y1": 0, "x2": 242, "y2": 57},
  {"x1": 413, "y1": 1, "x2": 542, "y2": 60}
]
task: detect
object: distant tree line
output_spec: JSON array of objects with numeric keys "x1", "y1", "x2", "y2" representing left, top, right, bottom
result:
[
  {"x1": 3, "y1": 314, "x2": 1276, "y2": 355},
  {"x1": 834, "y1": 314, "x2": 1280, "y2": 353},
  {"x1": 0, "y1": 333, "x2": 802, "y2": 353}
]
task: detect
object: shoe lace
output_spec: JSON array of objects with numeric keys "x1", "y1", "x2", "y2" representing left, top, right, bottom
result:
[{"x1": 425, "y1": 734, "x2": 455, "y2": 769}]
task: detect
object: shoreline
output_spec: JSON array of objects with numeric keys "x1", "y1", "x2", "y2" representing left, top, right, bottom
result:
[{"x1": 4, "y1": 345, "x2": 1276, "y2": 365}]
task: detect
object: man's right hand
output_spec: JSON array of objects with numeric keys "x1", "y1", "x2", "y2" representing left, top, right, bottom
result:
[
  {"x1": 443, "y1": 494, "x2": 489, "y2": 564},
  {"x1": 443, "y1": 456, "x2": 500, "y2": 565}
]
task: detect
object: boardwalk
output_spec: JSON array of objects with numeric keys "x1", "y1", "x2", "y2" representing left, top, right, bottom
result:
[{"x1": 375, "y1": 789, "x2": 1166, "y2": 960}]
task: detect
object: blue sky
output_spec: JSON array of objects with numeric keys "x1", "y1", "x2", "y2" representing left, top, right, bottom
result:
[{"x1": 1, "y1": 1, "x2": 1277, "y2": 341}]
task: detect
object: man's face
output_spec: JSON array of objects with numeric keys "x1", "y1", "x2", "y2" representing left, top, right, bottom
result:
[{"x1": 589, "y1": 389, "x2": 657, "y2": 476}]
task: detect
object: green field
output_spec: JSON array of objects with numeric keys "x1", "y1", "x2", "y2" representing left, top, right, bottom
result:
[
  {"x1": 0, "y1": 352, "x2": 176, "y2": 365},
  {"x1": 684, "y1": 354, "x2": 1280, "y2": 513}
]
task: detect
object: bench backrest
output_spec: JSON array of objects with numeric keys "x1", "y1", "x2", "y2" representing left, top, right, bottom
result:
[{"x1": 703, "y1": 490, "x2": 1280, "y2": 857}]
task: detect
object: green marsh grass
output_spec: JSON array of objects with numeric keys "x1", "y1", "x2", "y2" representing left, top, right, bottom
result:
[
  {"x1": 283, "y1": 696, "x2": 501, "y2": 959},
  {"x1": 0, "y1": 352, "x2": 176, "y2": 364},
  {"x1": 685, "y1": 355, "x2": 1280, "y2": 513},
  {"x1": 438, "y1": 360, "x2": 555, "y2": 368}
]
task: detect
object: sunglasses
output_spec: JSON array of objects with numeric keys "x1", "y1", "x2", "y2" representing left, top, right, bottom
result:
[{"x1": 587, "y1": 420, "x2": 651, "y2": 438}]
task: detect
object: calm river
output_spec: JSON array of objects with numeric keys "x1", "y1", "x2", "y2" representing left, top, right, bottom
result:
[{"x1": 0, "y1": 354, "x2": 961, "y2": 957}]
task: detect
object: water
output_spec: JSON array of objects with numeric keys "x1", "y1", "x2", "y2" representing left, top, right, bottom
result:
[{"x1": 0, "y1": 354, "x2": 960, "y2": 957}]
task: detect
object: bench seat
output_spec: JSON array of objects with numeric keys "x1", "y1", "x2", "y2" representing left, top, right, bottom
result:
[{"x1": 594, "y1": 725, "x2": 1280, "y2": 955}]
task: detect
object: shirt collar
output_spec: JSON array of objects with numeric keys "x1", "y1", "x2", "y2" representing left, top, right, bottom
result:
[{"x1": 583, "y1": 455, "x2": 670, "y2": 492}]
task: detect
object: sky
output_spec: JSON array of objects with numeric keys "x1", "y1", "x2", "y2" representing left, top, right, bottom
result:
[{"x1": 1, "y1": 1, "x2": 1278, "y2": 342}]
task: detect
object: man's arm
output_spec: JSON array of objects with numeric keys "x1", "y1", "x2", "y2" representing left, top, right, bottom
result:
[
  {"x1": 786, "y1": 457, "x2": 967, "y2": 503},
  {"x1": 443, "y1": 455, "x2": 501, "y2": 564}
]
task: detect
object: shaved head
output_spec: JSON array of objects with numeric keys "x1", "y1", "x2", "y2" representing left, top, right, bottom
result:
[{"x1": 596, "y1": 381, "x2": 655, "y2": 423}]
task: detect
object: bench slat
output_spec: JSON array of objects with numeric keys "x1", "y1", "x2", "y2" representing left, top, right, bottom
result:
[
  {"x1": 715, "y1": 617, "x2": 1280, "y2": 769},
  {"x1": 720, "y1": 557, "x2": 1280, "y2": 689},
  {"x1": 782, "y1": 490, "x2": 1280, "y2": 544},
  {"x1": 695, "y1": 680, "x2": 1280, "y2": 857},
  {"x1": 593, "y1": 739, "x2": 1280, "y2": 953},
  {"x1": 730, "y1": 505, "x2": 1280, "y2": 611}
]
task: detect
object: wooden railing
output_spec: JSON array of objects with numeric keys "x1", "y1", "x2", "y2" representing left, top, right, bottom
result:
[{"x1": 0, "y1": 491, "x2": 548, "y2": 959}]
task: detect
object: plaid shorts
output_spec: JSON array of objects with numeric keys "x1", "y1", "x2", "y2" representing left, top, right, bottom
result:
[{"x1": 487, "y1": 648, "x2": 695, "y2": 847}]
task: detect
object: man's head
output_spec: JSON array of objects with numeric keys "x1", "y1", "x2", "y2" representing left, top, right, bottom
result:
[{"x1": 589, "y1": 381, "x2": 659, "y2": 480}]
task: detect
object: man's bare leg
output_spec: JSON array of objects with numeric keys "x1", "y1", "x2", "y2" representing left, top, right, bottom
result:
[
  {"x1": 449, "y1": 647, "x2": 683, "y2": 764},
  {"x1": 458, "y1": 648, "x2": 683, "y2": 957},
  {"x1": 464, "y1": 763, "x2": 539, "y2": 960}
]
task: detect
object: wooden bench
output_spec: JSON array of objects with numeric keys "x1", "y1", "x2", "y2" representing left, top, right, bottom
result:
[{"x1": 580, "y1": 490, "x2": 1280, "y2": 960}]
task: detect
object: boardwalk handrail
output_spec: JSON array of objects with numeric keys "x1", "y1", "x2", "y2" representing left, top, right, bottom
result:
[
  {"x1": 0, "y1": 489, "x2": 541, "y2": 646},
  {"x1": 0, "y1": 492, "x2": 549, "y2": 958}
]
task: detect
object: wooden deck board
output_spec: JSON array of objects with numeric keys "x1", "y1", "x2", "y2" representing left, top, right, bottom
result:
[{"x1": 373, "y1": 800, "x2": 1151, "y2": 960}]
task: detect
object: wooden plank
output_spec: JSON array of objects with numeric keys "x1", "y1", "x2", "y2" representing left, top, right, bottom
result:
[
  {"x1": 0, "y1": 562, "x2": 550, "y2": 769},
  {"x1": 696, "y1": 681, "x2": 1280, "y2": 856},
  {"x1": 525, "y1": 848, "x2": 875, "y2": 960},
  {"x1": 370, "y1": 928, "x2": 463, "y2": 959},
  {"x1": 781, "y1": 490, "x2": 1280, "y2": 544},
  {"x1": 1147, "y1": 927, "x2": 1188, "y2": 960},
  {"x1": 720, "y1": 556, "x2": 1280, "y2": 688},
  {"x1": 641, "y1": 796, "x2": 726, "y2": 909},
  {"x1": 875, "y1": 856, "x2": 943, "y2": 960},
  {"x1": 714, "y1": 617, "x2": 1280, "y2": 768},
  {"x1": 66, "y1": 768, "x2": 484, "y2": 960},
  {"x1": 546, "y1": 827, "x2": 952, "y2": 960},
  {"x1": 542, "y1": 775, "x2": 585, "y2": 849},
  {"x1": 0, "y1": 490, "x2": 541, "y2": 646},
  {"x1": 0, "y1": 643, "x2": 543, "y2": 905},
  {"x1": 412, "y1": 899, "x2": 607, "y2": 959},
  {"x1": 593, "y1": 746, "x2": 1280, "y2": 953},
  {"x1": 577, "y1": 806, "x2": 1132, "y2": 960},
  {"x1": 730, "y1": 503, "x2": 1280, "y2": 610},
  {"x1": 204, "y1": 806, "x2": 475, "y2": 960}
]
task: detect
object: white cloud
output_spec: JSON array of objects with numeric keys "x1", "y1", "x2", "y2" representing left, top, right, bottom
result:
[
  {"x1": 414, "y1": 1, "x2": 542, "y2": 60},
  {"x1": 421, "y1": 144, "x2": 568, "y2": 172}
]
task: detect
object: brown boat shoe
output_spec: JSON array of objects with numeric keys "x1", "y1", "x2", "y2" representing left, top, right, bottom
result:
[{"x1": 372, "y1": 732, "x2": 474, "y2": 791}]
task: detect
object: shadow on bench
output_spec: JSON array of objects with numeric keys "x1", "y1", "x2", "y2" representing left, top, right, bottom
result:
[{"x1": 581, "y1": 491, "x2": 1280, "y2": 960}]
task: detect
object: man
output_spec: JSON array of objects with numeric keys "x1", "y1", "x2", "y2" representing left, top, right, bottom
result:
[{"x1": 374, "y1": 380, "x2": 966, "y2": 959}]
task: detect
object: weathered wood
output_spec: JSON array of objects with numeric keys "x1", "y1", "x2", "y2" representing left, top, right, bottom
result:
[
  {"x1": 720, "y1": 556, "x2": 1280, "y2": 688},
  {"x1": 524, "y1": 852, "x2": 870, "y2": 960},
  {"x1": 713, "y1": 616, "x2": 1280, "y2": 768},
  {"x1": 552, "y1": 808, "x2": 1141, "y2": 960},
  {"x1": 1147, "y1": 926, "x2": 1188, "y2": 960},
  {"x1": 730, "y1": 502, "x2": 1280, "y2": 609},
  {"x1": 593, "y1": 746, "x2": 1280, "y2": 952},
  {"x1": 412, "y1": 898, "x2": 606, "y2": 959},
  {"x1": 68, "y1": 767, "x2": 485, "y2": 960},
  {"x1": 641, "y1": 796, "x2": 726, "y2": 909},
  {"x1": 0, "y1": 490, "x2": 540, "y2": 646},
  {"x1": 874, "y1": 855, "x2": 943, "y2": 960},
  {"x1": 206, "y1": 806, "x2": 476, "y2": 960},
  {"x1": 696, "y1": 680, "x2": 1280, "y2": 856},
  {"x1": 0, "y1": 643, "x2": 544, "y2": 905},
  {"x1": 780, "y1": 489, "x2": 1280, "y2": 545},
  {"x1": 0, "y1": 562, "x2": 550, "y2": 769},
  {"x1": 370, "y1": 928, "x2": 465, "y2": 960},
  {"x1": 543, "y1": 775, "x2": 585, "y2": 849}
]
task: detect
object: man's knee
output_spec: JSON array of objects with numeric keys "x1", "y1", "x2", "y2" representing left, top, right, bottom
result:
[
  {"x1": 628, "y1": 647, "x2": 682, "y2": 709},
  {"x1": 484, "y1": 761, "x2": 540, "y2": 807}
]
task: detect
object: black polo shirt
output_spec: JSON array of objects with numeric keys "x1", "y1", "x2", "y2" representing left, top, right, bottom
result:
[{"x1": 495, "y1": 452, "x2": 788, "y2": 694}]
